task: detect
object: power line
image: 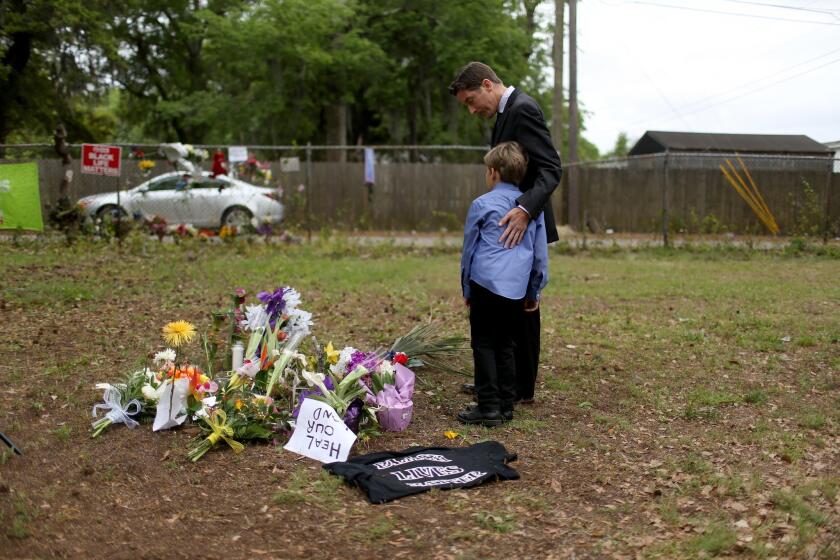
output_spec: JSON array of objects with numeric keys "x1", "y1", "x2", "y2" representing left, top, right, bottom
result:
[
  {"x1": 625, "y1": 44, "x2": 840, "y2": 126},
  {"x1": 637, "y1": 67, "x2": 694, "y2": 131},
  {"x1": 628, "y1": 0, "x2": 840, "y2": 26},
  {"x1": 720, "y1": 0, "x2": 840, "y2": 18},
  {"x1": 645, "y1": 54, "x2": 840, "y2": 124}
]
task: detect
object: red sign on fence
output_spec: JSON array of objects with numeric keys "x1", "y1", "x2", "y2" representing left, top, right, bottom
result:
[{"x1": 81, "y1": 144, "x2": 122, "y2": 177}]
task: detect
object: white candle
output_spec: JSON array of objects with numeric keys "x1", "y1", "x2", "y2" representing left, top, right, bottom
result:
[{"x1": 231, "y1": 342, "x2": 244, "y2": 371}]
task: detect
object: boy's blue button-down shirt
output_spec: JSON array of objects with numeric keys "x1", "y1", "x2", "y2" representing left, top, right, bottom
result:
[{"x1": 461, "y1": 182, "x2": 548, "y2": 301}]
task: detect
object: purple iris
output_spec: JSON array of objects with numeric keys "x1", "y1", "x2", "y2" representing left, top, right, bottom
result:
[
  {"x1": 257, "y1": 287, "x2": 288, "y2": 329},
  {"x1": 291, "y1": 377, "x2": 335, "y2": 418},
  {"x1": 291, "y1": 378, "x2": 364, "y2": 433},
  {"x1": 343, "y1": 399, "x2": 364, "y2": 434},
  {"x1": 346, "y1": 351, "x2": 379, "y2": 375}
]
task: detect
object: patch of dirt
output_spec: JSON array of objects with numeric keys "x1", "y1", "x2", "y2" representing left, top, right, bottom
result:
[{"x1": 1, "y1": 243, "x2": 838, "y2": 559}]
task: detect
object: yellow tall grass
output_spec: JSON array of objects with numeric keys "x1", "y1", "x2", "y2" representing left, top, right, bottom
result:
[{"x1": 719, "y1": 156, "x2": 779, "y2": 235}]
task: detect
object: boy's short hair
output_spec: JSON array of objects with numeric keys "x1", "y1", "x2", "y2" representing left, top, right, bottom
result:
[
  {"x1": 484, "y1": 142, "x2": 527, "y2": 185},
  {"x1": 448, "y1": 61, "x2": 501, "y2": 95}
]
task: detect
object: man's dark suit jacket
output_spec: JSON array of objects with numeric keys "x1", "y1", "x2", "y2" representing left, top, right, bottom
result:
[{"x1": 491, "y1": 88, "x2": 562, "y2": 243}]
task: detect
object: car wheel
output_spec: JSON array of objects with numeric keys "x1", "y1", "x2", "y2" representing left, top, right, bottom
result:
[
  {"x1": 221, "y1": 206, "x2": 253, "y2": 229},
  {"x1": 96, "y1": 205, "x2": 127, "y2": 220}
]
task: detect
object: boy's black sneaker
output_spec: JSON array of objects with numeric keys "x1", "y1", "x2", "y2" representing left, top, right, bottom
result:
[
  {"x1": 457, "y1": 407, "x2": 504, "y2": 427},
  {"x1": 462, "y1": 403, "x2": 513, "y2": 423}
]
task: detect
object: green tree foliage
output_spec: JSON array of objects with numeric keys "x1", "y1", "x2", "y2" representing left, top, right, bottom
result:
[
  {"x1": 0, "y1": 0, "x2": 114, "y2": 150},
  {"x1": 2, "y1": 0, "x2": 600, "y2": 156},
  {"x1": 606, "y1": 131, "x2": 630, "y2": 158}
]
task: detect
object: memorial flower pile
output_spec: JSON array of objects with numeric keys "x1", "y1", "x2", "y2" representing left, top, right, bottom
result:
[{"x1": 91, "y1": 286, "x2": 467, "y2": 461}]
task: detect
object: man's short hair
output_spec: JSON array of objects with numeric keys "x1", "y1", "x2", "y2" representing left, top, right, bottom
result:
[
  {"x1": 484, "y1": 142, "x2": 527, "y2": 185},
  {"x1": 448, "y1": 61, "x2": 501, "y2": 95}
]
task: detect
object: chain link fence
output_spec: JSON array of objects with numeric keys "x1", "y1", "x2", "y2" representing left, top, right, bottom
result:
[{"x1": 2, "y1": 144, "x2": 837, "y2": 237}]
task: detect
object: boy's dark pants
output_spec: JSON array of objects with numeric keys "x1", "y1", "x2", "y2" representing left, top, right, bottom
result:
[{"x1": 469, "y1": 281, "x2": 520, "y2": 413}]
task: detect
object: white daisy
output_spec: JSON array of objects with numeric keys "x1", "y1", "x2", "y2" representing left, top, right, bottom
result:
[{"x1": 153, "y1": 348, "x2": 177, "y2": 365}]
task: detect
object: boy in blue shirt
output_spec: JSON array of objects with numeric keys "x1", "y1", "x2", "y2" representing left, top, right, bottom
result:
[{"x1": 459, "y1": 142, "x2": 548, "y2": 427}]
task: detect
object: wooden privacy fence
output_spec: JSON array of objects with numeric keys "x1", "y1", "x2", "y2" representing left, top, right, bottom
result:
[
  {"x1": 12, "y1": 150, "x2": 840, "y2": 235},
  {"x1": 573, "y1": 153, "x2": 837, "y2": 236}
]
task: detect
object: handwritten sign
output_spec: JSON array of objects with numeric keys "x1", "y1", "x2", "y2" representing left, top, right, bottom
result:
[
  {"x1": 284, "y1": 398, "x2": 356, "y2": 463},
  {"x1": 228, "y1": 146, "x2": 248, "y2": 163},
  {"x1": 81, "y1": 144, "x2": 121, "y2": 177},
  {"x1": 280, "y1": 157, "x2": 300, "y2": 172}
]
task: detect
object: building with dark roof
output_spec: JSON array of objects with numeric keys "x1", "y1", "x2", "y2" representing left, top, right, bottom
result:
[{"x1": 629, "y1": 131, "x2": 831, "y2": 157}]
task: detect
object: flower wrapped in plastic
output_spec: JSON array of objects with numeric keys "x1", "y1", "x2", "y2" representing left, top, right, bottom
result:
[{"x1": 369, "y1": 363, "x2": 415, "y2": 432}]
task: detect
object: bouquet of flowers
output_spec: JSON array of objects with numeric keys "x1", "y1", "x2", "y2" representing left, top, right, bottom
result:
[
  {"x1": 185, "y1": 287, "x2": 314, "y2": 459},
  {"x1": 91, "y1": 284, "x2": 469, "y2": 461},
  {"x1": 138, "y1": 159, "x2": 156, "y2": 176},
  {"x1": 292, "y1": 344, "x2": 378, "y2": 437},
  {"x1": 144, "y1": 215, "x2": 168, "y2": 241},
  {"x1": 90, "y1": 368, "x2": 155, "y2": 438},
  {"x1": 368, "y1": 359, "x2": 416, "y2": 432},
  {"x1": 183, "y1": 144, "x2": 209, "y2": 163},
  {"x1": 238, "y1": 154, "x2": 273, "y2": 186}
]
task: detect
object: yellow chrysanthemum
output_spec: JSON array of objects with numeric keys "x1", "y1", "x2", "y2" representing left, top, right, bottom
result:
[
  {"x1": 162, "y1": 320, "x2": 197, "y2": 348},
  {"x1": 443, "y1": 430, "x2": 459, "y2": 440}
]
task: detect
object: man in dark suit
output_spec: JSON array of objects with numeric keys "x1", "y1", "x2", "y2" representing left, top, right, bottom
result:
[{"x1": 449, "y1": 61, "x2": 562, "y2": 404}]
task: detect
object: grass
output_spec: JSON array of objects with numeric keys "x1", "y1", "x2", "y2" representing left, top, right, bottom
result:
[
  {"x1": 686, "y1": 521, "x2": 737, "y2": 556},
  {"x1": 272, "y1": 467, "x2": 345, "y2": 509},
  {"x1": 742, "y1": 389, "x2": 768, "y2": 404},
  {"x1": 797, "y1": 411, "x2": 827, "y2": 430},
  {"x1": 1, "y1": 237, "x2": 838, "y2": 559},
  {"x1": 472, "y1": 511, "x2": 517, "y2": 533},
  {"x1": 5, "y1": 495, "x2": 36, "y2": 540}
]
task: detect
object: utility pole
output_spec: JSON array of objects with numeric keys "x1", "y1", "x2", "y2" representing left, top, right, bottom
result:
[
  {"x1": 568, "y1": 0, "x2": 580, "y2": 230},
  {"x1": 552, "y1": 0, "x2": 565, "y2": 157}
]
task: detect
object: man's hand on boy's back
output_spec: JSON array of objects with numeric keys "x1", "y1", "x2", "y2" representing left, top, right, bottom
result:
[
  {"x1": 498, "y1": 207, "x2": 529, "y2": 248},
  {"x1": 524, "y1": 299, "x2": 540, "y2": 312},
  {"x1": 464, "y1": 298, "x2": 471, "y2": 308}
]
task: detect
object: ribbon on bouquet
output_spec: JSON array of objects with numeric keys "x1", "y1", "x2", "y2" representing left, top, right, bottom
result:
[
  {"x1": 91, "y1": 384, "x2": 142, "y2": 429},
  {"x1": 204, "y1": 410, "x2": 244, "y2": 454}
]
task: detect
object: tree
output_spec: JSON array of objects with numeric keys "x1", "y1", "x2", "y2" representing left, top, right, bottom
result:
[
  {"x1": 2, "y1": 0, "x2": 603, "y2": 160},
  {"x1": 104, "y1": 0, "x2": 249, "y2": 143},
  {"x1": 606, "y1": 131, "x2": 630, "y2": 158},
  {"x1": 356, "y1": 0, "x2": 534, "y2": 156},
  {"x1": 551, "y1": 0, "x2": 564, "y2": 155},
  {"x1": 0, "y1": 0, "x2": 113, "y2": 154}
]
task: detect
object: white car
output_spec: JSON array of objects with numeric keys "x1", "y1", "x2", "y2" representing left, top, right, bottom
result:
[{"x1": 76, "y1": 172, "x2": 284, "y2": 229}]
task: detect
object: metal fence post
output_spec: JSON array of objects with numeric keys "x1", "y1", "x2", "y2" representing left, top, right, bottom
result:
[
  {"x1": 662, "y1": 151, "x2": 670, "y2": 248},
  {"x1": 823, "y1": 157, "x2": 833, "y2": 242},
  {"x1": 305, "y1": 142, "x2": 312, "y2": 243}
]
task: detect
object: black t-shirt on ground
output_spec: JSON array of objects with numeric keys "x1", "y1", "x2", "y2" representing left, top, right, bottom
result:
[{"x1": 323, "y1": 441, "x2": 519, "y2": 504}]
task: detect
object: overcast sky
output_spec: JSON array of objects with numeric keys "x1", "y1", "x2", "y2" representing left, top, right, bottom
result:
[{"x1": 538, "y1": 0, "x2": 840, "y2": 154}]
